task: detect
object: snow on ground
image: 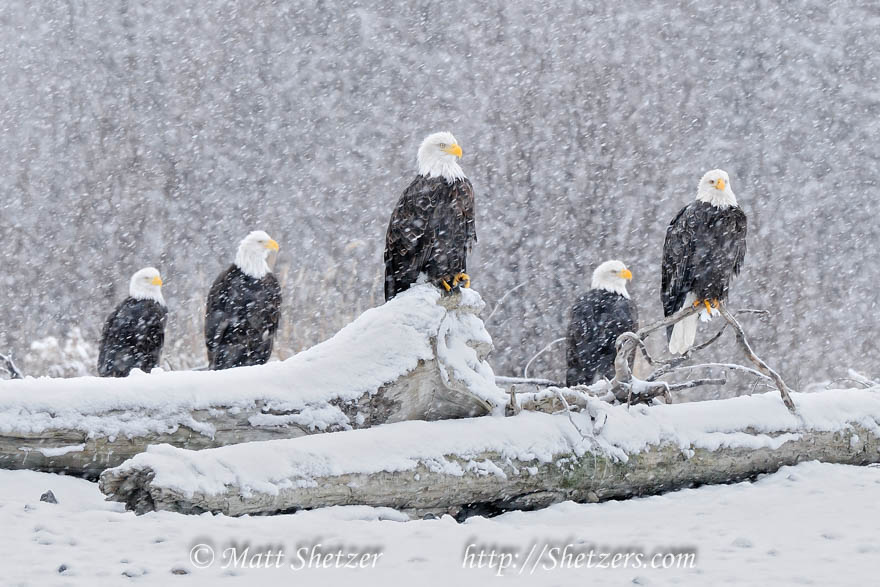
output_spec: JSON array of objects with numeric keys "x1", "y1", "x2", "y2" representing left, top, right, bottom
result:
[
  {"x1": 2, "y1": 462, "x2": 878, "y2": 586},
  {"x1": 106, "y1": 388, "x2": 880, "y2": 500},
  {"x1": 0, "y1": 285, "x2": 504, "y2": 440}
]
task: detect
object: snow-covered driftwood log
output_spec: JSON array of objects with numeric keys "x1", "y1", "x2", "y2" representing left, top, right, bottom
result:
[
  {"x1": 0, "y1": 286, "x2": 505, "y2": 478},
  {"x1": 100, "y1": 387, "x2": 880, "y2": 515}
]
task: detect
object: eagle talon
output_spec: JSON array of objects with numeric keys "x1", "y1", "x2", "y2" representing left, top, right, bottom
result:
[
  {"x1": 703, "y1": 300, "x2": 713, "y2": 313},
  {"x1": 441, "y1": 279, "x2": 452, "y2": 292},
  {"x1": 452, "y1": 273, "x2": 471, "y2": 289}
]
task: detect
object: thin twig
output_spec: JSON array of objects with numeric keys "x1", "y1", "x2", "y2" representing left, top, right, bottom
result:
[
  {"x1": 523, "y1": 337, "x2": 566, "y2": 379},
  {"x1": 485, "y1": 282, "x2": 528, "y2": 323},
  {"x1": 825, "y1": 378, "x2": 872, "y2": 390},
  {"x1": 621, "y1": 323, "x2": 727, "y2": 378},
  {"x1": 666, "y1": 377, "x2": 727, "y2": 391},
  {"x1": 633, "y1": 303, "x2": 703, "y2": 340},
  {"x1": 669, "y1": 362, "x2": 771, "y2": 381},
  {"x1": 845, "y1": 370, "x2": 878, "y2": 387},
  {"x1": 553, "y1": 388, "x2": 605, "y2": 454},
  {"x1": 645, "y1": 327, "x2": 727, "y2": 381},
  {"x1": 716, "y1": 302, "x2": 796, "y2": 412}
]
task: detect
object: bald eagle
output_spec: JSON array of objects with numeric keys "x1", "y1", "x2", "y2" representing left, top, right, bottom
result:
[
  {"x1": 566, "y1": 260, "x2": 638, "y2": 386},
  {"x1": 384, "y1": 131, "x2": 476, "y2": 300},
  {"x1": 205, "y1": 230, "x2": 282, "y2": 370},
  {"x1": 662, "y1": 169, "x2": 747, "y2": 354},
  {"x1": 97, "y1": 267, "x2": 167, "y2": 377}
]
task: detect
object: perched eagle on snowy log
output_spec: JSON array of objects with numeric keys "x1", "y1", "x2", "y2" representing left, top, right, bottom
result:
[
  {"x1": 384, "y1": 131, "x2": 477, "y2": 300},
  {"x1": 566, "y1": 260, "x2": 638, "y2": 386},
  {"x1": 662, "y1": 169, "x2": 747, "y2": 354},
  {"x1": 97, "y1": 267, "x2": 167, "y2": 377},
  {"x1": 205, "y1": 231, "x2": 282, "y2": 370}
]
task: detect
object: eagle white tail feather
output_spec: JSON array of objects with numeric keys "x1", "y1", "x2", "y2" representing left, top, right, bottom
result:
[
  {"x1": 669, "y1": 313, "x2": 698, "y2": 355},
  {"x1": 669, "y1": 294, "x2": 699, "y2": 355}
]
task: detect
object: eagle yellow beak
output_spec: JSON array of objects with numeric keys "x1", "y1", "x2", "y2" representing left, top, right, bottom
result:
[
  {"x1": 151, "y1": 276, "x2": 163, "y2": 286},
  {"x1": 444, "y1": 143, "x2": 463, "y2": 159},
  {"x1": 266, "y1": 239, "x2": 280, "y2": 252},
  {"x1": 715, "y1": 178, "x2": 725, "y2": 191},
  {"x1": 619, "y1": 269, "x2": 633, "y2": 280}
]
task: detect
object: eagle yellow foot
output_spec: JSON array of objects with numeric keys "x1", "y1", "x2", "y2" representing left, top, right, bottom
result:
[
  {"x1": 452, "y1": 273, "x2": 471, "y2": 289},
  {"x1": 441, "y1": 279, "x2": 452, "y2": 292},
  {"x1": 691, "y1": 299, "x2": 718, "y2": 312}
]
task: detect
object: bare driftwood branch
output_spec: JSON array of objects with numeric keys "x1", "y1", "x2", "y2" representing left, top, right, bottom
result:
[
  {"x1": 624, "y1": 376, "x2": 727, "y2": 406},
  {"x1": 516, "y1": 386, "x2": 612, "y2": 413},
  {"x1": 603, "y1": 304, "x2": 794, "y2": 410},
  {"x1": 642, "y1": 308, "x2": 768, "y2": 381},
  {"x1": 0, "y1": 353, "x2": 23, "y2": 380},
  {"x1": 716, "y1": 302, "x2": 796, "y2": 411},
  {"x1": 609, "y1": 303, "x2": 710, "y2": 401},
  {"x1": 518, "y1": 307, "x2": 767, "y2": 402},
  {"x1": 495, "y1": 376, "x2": 560, "y2": 387},
  {"x1": 643, "y1": 328, "x2": 726, "y2": 380}
]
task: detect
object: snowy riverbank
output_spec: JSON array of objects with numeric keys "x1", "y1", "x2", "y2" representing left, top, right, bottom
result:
[{"x1": 3, "y1": 461, "x2": 879, "y2": 586}]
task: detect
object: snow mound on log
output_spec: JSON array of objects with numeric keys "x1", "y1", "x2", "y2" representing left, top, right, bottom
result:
[
  {"x1": 0, "y1": 285, "x2": 504, "y2": 439},
  {"x1": 101, "y1": 388, "x2": 880, "y2": 501}
]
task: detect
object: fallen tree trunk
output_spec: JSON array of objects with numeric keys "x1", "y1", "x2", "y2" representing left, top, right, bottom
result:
[
  {"x1": 99, "y1": 387, "x2": 880, "y2": 516},
  {"x1": 0, "y1": 286, "x2": 505, "y2": 478}
]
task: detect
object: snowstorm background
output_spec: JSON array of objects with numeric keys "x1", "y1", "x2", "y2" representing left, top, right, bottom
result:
[{"x1": 0, "y1": 1, "x2": 877, "y2": 387}]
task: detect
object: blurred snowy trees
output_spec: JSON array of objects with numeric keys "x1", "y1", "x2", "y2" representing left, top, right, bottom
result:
[
  {"x1": 0, "y1": 1, "x2": 877, "y2": 383},
  {"x1": 24, "y1": 329, "x2": 96, "y2": 378}
]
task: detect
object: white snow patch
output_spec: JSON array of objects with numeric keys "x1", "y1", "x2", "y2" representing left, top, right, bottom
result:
[
  {"x1": 31, "y1": 444, "x2": 86, "y2": 457},
  {"x1": 1, "y1": 462, "x2": 878, "y2": 585}
]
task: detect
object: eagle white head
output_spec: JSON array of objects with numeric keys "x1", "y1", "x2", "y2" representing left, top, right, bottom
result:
[
  {"x1": 129, "y1": 267, "x2": 165, "y2": 306},
  {"x1": 591, "y1": 260, "x2": 633, "y2": 298},
  {"x1": 235, "y1": 230, "x2": 280, "y2": 279},
  {"x1": 696, "y1": 169, "x2": 738, "y2": 208},
  {"x1": 417, "y1": 131, "x2": 466, "y2": 183}
]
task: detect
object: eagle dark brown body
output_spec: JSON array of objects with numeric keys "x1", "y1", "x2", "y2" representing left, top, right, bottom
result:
[
  {"x1": 661, "y1": 200, "x2": 747, "y2": 339},
  {"x1": 205, "y1": 265, "x2": 281, "y2": 370},
  {"x1": 384, "y1": 175, "x2": 476, "y2": 301}
]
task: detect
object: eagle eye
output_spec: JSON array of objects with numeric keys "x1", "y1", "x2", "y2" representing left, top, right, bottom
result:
[{"x1": 438, "y1": 143, "x2": 447, "y2": 149}]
